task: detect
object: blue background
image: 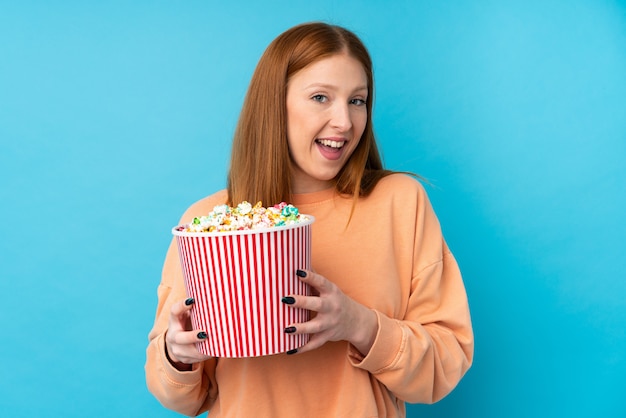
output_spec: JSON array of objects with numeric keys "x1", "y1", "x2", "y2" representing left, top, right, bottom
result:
[{"x1": 1, "y1": 1, "x2": 625, "y2": 417}]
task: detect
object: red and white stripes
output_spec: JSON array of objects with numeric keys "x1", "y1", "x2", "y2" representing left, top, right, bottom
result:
[{"x1": 174, "y1": 220, "x2": 313, "y2": 357}]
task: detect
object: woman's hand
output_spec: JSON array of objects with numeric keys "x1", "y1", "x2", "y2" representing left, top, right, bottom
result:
[
  {"x1": 282, "y1": 270, "x2": 378, "y2": 356},
  {"x1": 164, "y1": 298, "x2": 212, "y2": 371}
]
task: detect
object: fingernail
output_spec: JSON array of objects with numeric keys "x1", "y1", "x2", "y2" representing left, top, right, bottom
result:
[
  {"x1": 197, "y1": 331, "x2": 207, "y2": 339},
  {"x1": 281, "y1": 296, "x2": 295, "y2": 305},
  {"x1": 296, "y1": 269, "x2": 307, "y2": 277},
  {"x1": 185, "y1": 298, "x2": 195, "y2": 306},
  {"x1": 284, "y1": 326, "x2": 296, "y2": 334},
  {"x1": 286, "y1": 349, "x2": 298, "y2": 355}
]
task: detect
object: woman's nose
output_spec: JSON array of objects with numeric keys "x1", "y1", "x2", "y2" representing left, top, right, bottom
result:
[{"x1": 329, "y1": 103, "x2": 352, "y2": 132}]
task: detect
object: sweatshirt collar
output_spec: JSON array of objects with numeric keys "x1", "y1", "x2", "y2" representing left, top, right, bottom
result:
[{"x1": 290, "y1": 187, "x2": 337, "y2": 206}]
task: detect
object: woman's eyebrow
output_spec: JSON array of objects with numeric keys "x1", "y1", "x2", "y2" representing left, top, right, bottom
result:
[{"x1": 302, "y1": 82, "x2": 368, "y2": 92}]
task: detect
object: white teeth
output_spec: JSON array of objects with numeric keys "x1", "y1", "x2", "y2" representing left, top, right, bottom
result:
[{"x1": 317, "y1": 139, "x2": 344, "y2": 148}]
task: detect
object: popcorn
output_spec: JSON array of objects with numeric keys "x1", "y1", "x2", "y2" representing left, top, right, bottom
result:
[{"x1": 179, "y1": 201, "x2": 309, "y2": 233}]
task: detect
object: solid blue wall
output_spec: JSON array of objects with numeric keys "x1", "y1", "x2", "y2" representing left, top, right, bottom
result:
[{"x1": 1, "y1": 1, "x2": 624, "y2": 417}]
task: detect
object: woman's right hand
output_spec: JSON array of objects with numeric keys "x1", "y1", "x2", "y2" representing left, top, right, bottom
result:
[{"x1": 164, "y1": 298, "x2": 213, "y2": 371}]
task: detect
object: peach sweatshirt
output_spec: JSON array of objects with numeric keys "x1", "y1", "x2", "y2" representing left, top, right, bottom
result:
[{"x1": 145, "y1": 174, "x2": 473, "y2": 417}]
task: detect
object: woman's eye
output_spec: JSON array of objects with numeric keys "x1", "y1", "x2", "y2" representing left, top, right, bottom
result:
[
  {"x1": 312, "y1": 94, "x2": 328, "y2": 103},
  {"x1": 350, "y1": 98, "x2": 367, "y2": 106}
]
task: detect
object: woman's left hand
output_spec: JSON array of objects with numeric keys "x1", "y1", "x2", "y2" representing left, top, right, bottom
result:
[{"x1": 282, "y1": 269, "x2": 378, "y2": 356}]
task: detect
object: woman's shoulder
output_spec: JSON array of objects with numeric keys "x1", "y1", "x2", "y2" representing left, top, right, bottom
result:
[
  {"x1": 373, "y1": 172, "x2": 427, "y2": 198},
  {"x1": 369, "y1": 173, "x2": 440, "y2": 229},
  {"x1": 365, "y1": 173, "x2": 434, "y2": 216},
  {"x1": 178, "y1": 189, "x2": 228, "y2": 224}
]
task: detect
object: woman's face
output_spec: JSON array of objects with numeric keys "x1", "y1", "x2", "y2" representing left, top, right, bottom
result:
[{"x1": 286, "y1": 53, "x2": 368, "y2": 194}]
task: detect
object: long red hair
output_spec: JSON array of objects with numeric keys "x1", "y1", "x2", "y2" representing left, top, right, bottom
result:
[{"x1": 227, "y1": 22, "x2": 392, "y2": 206}]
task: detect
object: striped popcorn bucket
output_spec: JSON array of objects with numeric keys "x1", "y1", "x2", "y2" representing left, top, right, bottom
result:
[{"x1": 172, "y1": 217, "x2": 314, "y2": 358}]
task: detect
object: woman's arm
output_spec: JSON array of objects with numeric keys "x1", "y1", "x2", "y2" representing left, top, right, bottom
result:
[
  {"x1": 145, "y1": 193, "x2": 227, "y2": 415},
  {"x1": 349, "y1": 246, "x2": 474, "y2": 403},
  {"x1": 145, "y1": 239, "x2": 219, "y2": 416},
  {"x1": 348, "y1": 182, "x2": 474, "y2": 403}
]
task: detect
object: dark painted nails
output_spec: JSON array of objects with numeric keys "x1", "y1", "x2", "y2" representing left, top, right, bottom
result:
[
  {"x1": 296, "y1": 269, "x2": 307, "y2": 277},
  {"x1": 284, "y1": 326, "x2": 297, "y2": 334},
  {"x1": 286, "y1": 349, "x2": 298, "y2": 355},
  {"x1": 185, "y1": 297, "x2": 195, "y2": 306},
  {"x1": 281, "y1": 296, "x2": 295, "y2": 305},
  {"x1": 197, "y1": 331, "x2": 207, "y2": 339}
]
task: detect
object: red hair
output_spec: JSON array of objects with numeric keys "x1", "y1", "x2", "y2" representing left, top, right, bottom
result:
[{"x1": 227, "y1": 22, "x2": 392, "y2": 206}]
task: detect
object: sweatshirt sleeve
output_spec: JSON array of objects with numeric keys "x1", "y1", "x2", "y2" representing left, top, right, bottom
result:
[
  {"x1": 348, "y1": 181, "x2": 474, "y2": 404},
  {"x1": 145, "y1": 194, "x2": 227, "y2": 416}
]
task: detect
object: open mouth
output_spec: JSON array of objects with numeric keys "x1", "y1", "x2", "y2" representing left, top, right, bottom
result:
[
  {"x1": 315, "y1": 139, "x2": 345, "y2": 150},
  {"x1": 315, "y1": 138, "x2": 346, "y2": 161}
]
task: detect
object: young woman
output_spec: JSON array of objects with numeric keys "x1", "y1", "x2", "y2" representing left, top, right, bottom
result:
[{"x1": 146, "y1": 22, "x2": 473, "y2": 417}]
